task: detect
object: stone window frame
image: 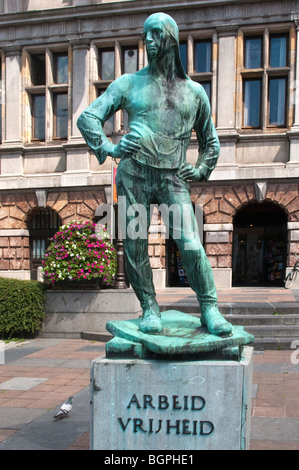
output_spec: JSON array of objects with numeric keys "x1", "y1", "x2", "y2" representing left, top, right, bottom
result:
[
  {"x1": 22, "y1": 43, "x2": 71, "y2": 144},
  {"x1": 237, "y1": 23, "x2": 295, "y2": 132}
]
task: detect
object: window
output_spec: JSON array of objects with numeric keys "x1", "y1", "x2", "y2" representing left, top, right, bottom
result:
[
  {"x1": 96, "y1": 48, "x2": 116, "y2": 135},
  {"x1": 269, "y1": 78, "x2": 286, "y2": 126},
  {"x1": 244, "y1": 37, "x2": 262, "y2": 69},
  {"x1": 99, "y1": 49, "x2": 115, "y2": 81},
  {"x1": 241, "y1": 32, "x2": 289, "y2": 129},
  {"x1": 194, "y1": 40, "x2": 211, "y2": 73},
  {"x1": 270, "y1": 35, "x2": 287, "y2": 68},
  {"x1": 94, "y1": 43, "x2": 139, "y2": 134},
  {"x1": 32, "y1": 94, "x2": 46, "y2": 140},
  {"x1": 179, "y1": 41, "x2": 187, "y2": 74},
  {"x1": 54, "y1": 93, "x2": 68, "y2": 139},
  {"x1": 122, "y1": 46, "x2": 138, "y2": 74},
  {"x1": 26, "y1": 48, "x2": 69, "y2": 142},
  {"x1": 190, "y1": 39, "x2": 213, "y2": 104},
  {"x1": 54, "y1": 52, "x2": 68, "y2": 84},
  {"x1": 243, "y1": 79, "x2": 261, "y2": 127},
  {"x1": 200, "y1": 82, "x2": 211, "y2": 102},
  {"x1": 121, "y1": 46, "x2": 138, "y2": 131},
  {"x1": 52, "y1": 52, "x2": 68, "y2": 140},
  {"x1": 31, "y1": 53, "x2": 46, "y2": 85}
]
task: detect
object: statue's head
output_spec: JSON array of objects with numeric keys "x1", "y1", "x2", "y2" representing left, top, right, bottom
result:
[{"x1": 143, "y1": 12, "x2": 186, "y2": 78}]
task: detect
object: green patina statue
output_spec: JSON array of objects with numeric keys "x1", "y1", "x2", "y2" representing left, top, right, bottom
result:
[{"x1": 77, "y1": 12, "x2": 233, "y2": 337}]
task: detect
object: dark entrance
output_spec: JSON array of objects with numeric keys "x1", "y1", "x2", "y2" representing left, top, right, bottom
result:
[
  {"x1": 232, "y1": 203, "x2": 287, "y2": 286},
  {"x1": 166, "y1": 205, "x2": 204, "y2": 287},
  {"x1": 167, "y1": 235, "x2": 190, "y2": 287}
]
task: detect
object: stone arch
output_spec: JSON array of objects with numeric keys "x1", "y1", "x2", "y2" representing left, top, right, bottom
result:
[
  {"x1": 191, "y1": 184, "x2": 259, "y2": 225},
  {"x1": 265, "y1": 183, "x2": 299, "y2": 222},
  {"x1": 0, "y1": 193, "x2": 38, "y2": 230},
  {"x1": 46, "y1": 190, "x2": 107, "y2": 225}
]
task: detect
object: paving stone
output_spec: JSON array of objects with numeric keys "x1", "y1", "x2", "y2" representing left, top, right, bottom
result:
[
  {"x1": 251, "y1": 417, "x2": 299, "y2": 442},
  {"x1": 0, "y1": 408, "x2": 47, "y2": 429},
  {"x1": 0, "y1": 378, "x2": 48, "y2": 391}
]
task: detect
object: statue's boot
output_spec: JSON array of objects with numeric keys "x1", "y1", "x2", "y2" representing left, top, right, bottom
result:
[
  {"x1": 140, "y1": 297, "x2": 162, "y2": 333},
  {"x1": 200, "y1": 302, "x2": 232, "y2": 336}
]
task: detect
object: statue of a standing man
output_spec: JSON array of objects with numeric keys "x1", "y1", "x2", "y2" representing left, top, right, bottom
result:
[{"x1": 77, "y1": 12, "x2": 232, "y2": 337}]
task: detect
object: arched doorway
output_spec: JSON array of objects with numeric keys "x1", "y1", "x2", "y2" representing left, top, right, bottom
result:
[
  {"x1": 232, "y1": 203, "x2": 287, "y2": 286},
  {"x1": 27, "y1": 208, "x2": 61, "y2": 280}
]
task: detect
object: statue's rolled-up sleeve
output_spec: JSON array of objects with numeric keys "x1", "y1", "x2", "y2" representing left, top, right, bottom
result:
[{"x1": 194, "y1": 90, "x2": 220, "y2": 181}]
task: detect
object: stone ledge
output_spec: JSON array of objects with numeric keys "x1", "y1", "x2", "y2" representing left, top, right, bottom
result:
[{"x1": 42, "y1": 289, "x2": 142, "y2": 337}]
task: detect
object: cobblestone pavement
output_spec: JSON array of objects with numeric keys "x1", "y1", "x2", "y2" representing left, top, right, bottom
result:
[
  {"x1": 0, "y1": 336, "x2": 298, "y2": 450},
  {"x1": 156, "y1": 286, "x2": 299, "y2": 306}
]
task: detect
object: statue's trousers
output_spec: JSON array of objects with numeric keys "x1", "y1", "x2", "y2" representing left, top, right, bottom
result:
[{"x1": 116, "y1": 157, "x2": 218, "y2": 308}]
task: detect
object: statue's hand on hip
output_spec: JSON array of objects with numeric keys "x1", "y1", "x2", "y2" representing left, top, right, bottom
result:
[
  {"x1": 111, "y1": 134, "x2": 141, "y2": 159},
  {"x1": 177, "y1": 163, "x2": 204, "y2": 182}
]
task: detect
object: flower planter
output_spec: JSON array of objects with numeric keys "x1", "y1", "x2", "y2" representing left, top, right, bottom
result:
[{"x1": 50, "y1": 277, "x2": 102, "y2": 290}]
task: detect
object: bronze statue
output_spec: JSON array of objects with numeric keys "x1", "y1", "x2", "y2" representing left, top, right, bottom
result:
[{"x1": 77, "y1": 12, "x2": 232, "y2": 337}]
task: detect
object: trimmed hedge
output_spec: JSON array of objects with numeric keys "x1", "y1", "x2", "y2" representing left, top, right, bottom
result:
[{"x1": 0, "y1": 277, "x2": 46, "y2": 338}]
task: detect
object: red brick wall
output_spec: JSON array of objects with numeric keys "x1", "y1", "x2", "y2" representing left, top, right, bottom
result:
[
  {"x1": 0, "y1": 184, "x2": 298, "y2": 274},
  {"x1": 0, "y1": 190, "x2": 106, "y2": 272},
  {"x1": 0, "y1": 236, "x2": 30, "y2": 271},
  {"x1": 190, "y1": 182, "x2": 299, "y2": 268}
]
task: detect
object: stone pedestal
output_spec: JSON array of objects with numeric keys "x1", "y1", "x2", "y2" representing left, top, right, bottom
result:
[{"x1": 90, "y1": 346, "x2": 253, "y2": 450}]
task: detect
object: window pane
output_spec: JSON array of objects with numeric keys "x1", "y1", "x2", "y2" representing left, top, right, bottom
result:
[
  {"x1": 269, "y1": 78, "x2": 286, "y2": 126},
  {"x1": 244, "y1": 80, "x2": 261, "y2": 127},
  {"x1": 194, "y1": 41, "x2": 211, "y2": 73},
  {"x1": 100, "y1": 50, "x2": 115, "y2": 80},
  {"x1": 245, "y1": 37, "x2": 262, "y2": 69},
  {"x1": 32, "y1": 239, "x2": 45, "y2": 260},
  {"x1": 123, "y1": 47, "x2": 138, "y2": 74},
  {"x1": 31, "y1": 54, "x2": 46, "y2": 85},
  {"x1": 30, "y1": 209, "x2": 60, "y2": 230},
  {"x1": 33, "y1": 95, "x2": 45, "y2": 139},
  {"x1": 179, "y1": 42, "x2": 187, "y2": 74},
  {"x1": 270, "y1": 36, "x2": 287, "y2": 68},
  {"x1": 200, "y1": 82, "x2": 211, "y2": 102},
  {"x1": 55, "y1": 93, "x2": 68, "y2": 138},
  {"x1": 55, "y1": 54, "x2": 68, "y2": 83}
]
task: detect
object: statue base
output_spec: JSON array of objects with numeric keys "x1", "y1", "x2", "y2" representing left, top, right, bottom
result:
[
  {"x1": 90, "y1": 346, "x2": 254, "y2": 450},
  {"x1": 105, "y1": 310, "x2": 254, "y2": 360}
]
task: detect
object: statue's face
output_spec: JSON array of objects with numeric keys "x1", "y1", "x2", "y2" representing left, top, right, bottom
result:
[{"x1": 143, "y1": 18, "x2": 173, "y2": 59}]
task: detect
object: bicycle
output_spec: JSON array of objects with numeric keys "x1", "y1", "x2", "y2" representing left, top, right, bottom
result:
[{"x1": 284, "y1": 253, "x2": 299, "y2": 289}]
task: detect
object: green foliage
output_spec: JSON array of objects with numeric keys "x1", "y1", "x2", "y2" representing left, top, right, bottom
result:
[{"x1": 0, "y1": 277, "x2": 46, "y2": 338}]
